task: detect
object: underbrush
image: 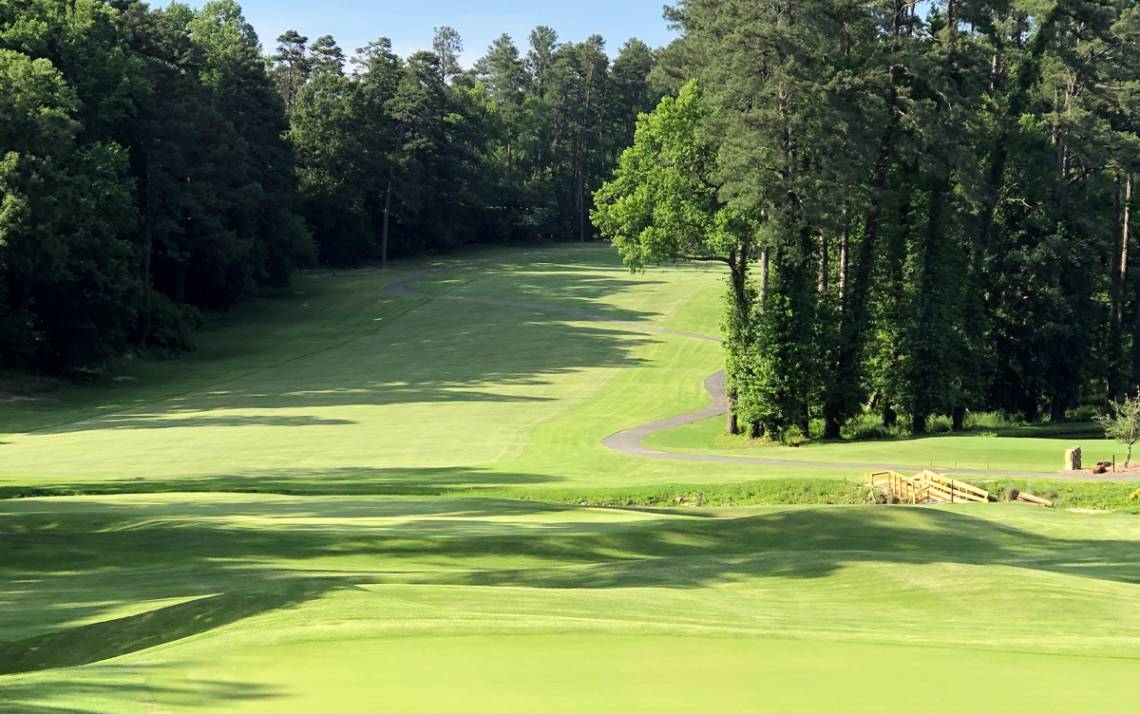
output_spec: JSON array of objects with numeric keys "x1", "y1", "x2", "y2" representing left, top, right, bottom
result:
[
  {"x1": 0, "y1": 371, "x2": 62, "y2": 398},
  {"x1": 507, "y1": 479, "x2": 873, "y2": 508},
  {"x1": 837, "y1": 411, "x2": 1102, "y2": 441},
  {"x1": 966, "y1": 479, "x2": 1140, "y2": 513},
  {"x1": 520, "y1": 478, "x2": 1140, "y2": 513},
  {"x1": 6, "y1": 478, "x2": 1137, "y2": 514}
]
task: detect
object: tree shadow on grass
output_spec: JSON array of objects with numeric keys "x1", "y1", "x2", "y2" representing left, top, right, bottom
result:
[
  {"x1": 22, "y1": 263, "x2": 687, "y2": 438},
  {"x1": 429, "y1": 506, "x2": 1140, "y2": 589},
  {"x1": 0, "y1": 579, "x2": 334, "y2": 676},
  {"x1": 32, "y1": 317, "x2": 651, "y2": 435},
  {"x1": 72, "y1": 414, "x2": 361, "y2": 430},
  {"x1": 0, "y1": 466, "x2": 562, "y2": 499},
  {"x1": 0, "y1": 667, "x2": 282, "y2": 713},
  {"x1": 0, "y1": 247, "x2": 720, "y2": 439},
  {"x1": 3, "y1": 501, "x2": 1140, "y2": 678}
]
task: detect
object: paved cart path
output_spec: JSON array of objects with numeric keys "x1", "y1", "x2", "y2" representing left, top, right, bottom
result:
[{"x1": 387, "y1": 269, "x2": 1140, "y2": 482}]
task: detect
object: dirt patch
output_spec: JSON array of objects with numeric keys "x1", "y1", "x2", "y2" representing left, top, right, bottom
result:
[{"x1": 1074, "y1": 463, "x2": 1140, "y2": 477}]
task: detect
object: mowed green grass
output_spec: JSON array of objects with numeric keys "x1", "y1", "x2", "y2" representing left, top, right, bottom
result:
[
  {"x1": 0, "y1": 243, "x2": 1108, "y2": 496},
  {"x1": 0, "y1": 244, "x2": 797, "y2": 494},
  {"x1": 2, "y1": 496, "x2": 1139, "y2": 713},
  {"x1": 645, "y1": 415, "x2": 1120, "y2": 474},
  {"x1": 1, "y1": 245, "x2": 1138, "y2": 712}
]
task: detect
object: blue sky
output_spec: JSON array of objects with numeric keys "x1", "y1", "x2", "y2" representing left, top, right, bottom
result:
[{"x1": 191, "y1": 1, "x2": 678, "y2": 64}]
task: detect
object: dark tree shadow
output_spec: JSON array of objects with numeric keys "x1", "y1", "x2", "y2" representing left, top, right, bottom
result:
[
  {"x1": 3, "y1": 500, "x2": 1139, "y2": 679},
  {"x1": 0, "y1": 580, "x2": 332, "y2": 675},
  {"x1": 74, "y1": 415, "x2": 360, "y2": 430},
  {"x1": 34, "y1": 316, "x2": 655, "y2": 435},
  {"x1": 0, "y1": 667, "x2": 283, "y2": 713},
  {"x1": 0, "y1": 466, "x2": 562, "y2": 499}
]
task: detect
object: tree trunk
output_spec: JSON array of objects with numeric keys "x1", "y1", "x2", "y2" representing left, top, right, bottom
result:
[
  {"x1": 883, "y1": 403, "x2": 898, "y2": 429},
  {"x1": 1023, "y1": 398, "x2": 1039, "y2": 424},
  {"x1": 837, "y1": 209, "x2": 849, "y2": 309},
  {"x1": 174, "y1": 262, "x2": 187, "y2": 305},
  {"x1": 823, "y1": 118, "x2": 895, "y2": 430},
  {"x1": 952, "y1": 406, "x2": 966, "y2": 432},
  {"x1": 1109, "y1": 171, "x2": 1127, "y2": 399},
  {"x1": 912, "y1": 413, "x2": 927, "y2": 435},
  {"x1": 759, "y1": 245, "x2": 770, "y2": 312},
  {"x1": 1121, "y1": 173, "x2": 1130, "y2": 279},
  {"x1": 1123, "y1": 173, "x2": 1132, "y2": 286},
  {"x1": 911, "y1": 173, "x2": 949, "y2": 433},
  {"x1": 1050, "y1": 396, "x2": 1067, "y2": 424},
  {"x1": 817, "y1": 228, "x2": 829, "y2": 297},
  {"x1": 382, "y1": 174, "x2": 393, "y2": 270},
  {"x1": 821, "y1": 3, "x2": 905, "y2": 435},
  {"x1": 577, "y1": 161, "x2": 586, "y2": 242},
  {"x1": 140, "y1": 152, "x2": 154, "y2": 349},
  {"x1": 726, "y1": 247, "x2": 749, "y2": 436},
  {"x1": 1124, "y1": 172, "x2": 1138, "y2": 384},
  {"x1": 945, "y1": 0, "x2": 957, "y2": 52}
]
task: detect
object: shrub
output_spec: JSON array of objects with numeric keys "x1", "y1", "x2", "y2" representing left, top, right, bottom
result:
[{"x1": 140, "y1": 290, "x2": 201, "y2": 355}]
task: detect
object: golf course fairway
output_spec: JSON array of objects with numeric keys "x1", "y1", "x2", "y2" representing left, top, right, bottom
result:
[{"x1": 2, "y1": 246, "x2": 1137, "y2": 712}]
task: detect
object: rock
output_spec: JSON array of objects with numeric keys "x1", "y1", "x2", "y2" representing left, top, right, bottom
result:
[{"x1": 1065, "y1": 447, "x2": 1082, "y2": 471}]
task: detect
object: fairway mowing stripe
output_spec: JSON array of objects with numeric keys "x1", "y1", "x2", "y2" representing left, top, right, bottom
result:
[
  {"x1": 12, "y1": 276, "x2": 441, "y2": 438},
  {"x1": 383, "y1": 263, "x2": 1132, "y2": 481}
]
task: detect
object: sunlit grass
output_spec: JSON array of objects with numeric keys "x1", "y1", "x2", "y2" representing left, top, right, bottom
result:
[
  {"x1": 1, "y1": 245, "x2": 1137, "y2": 712},
  {"x1": 2, "y1": 495, "x2": 1138, "y2": 712}
]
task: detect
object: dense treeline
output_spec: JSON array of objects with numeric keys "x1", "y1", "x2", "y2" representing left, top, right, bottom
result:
[
  {"x1": 1, "y1": 0, "x2": 308, "y2": 370},
  {"x1": 0, "y1": 0, "x2": 661, "y2": 373},
  {"x1": 281, "y1": 25, "x2": 662, "y2": 264},
  {"x1": 596, "y1": 0, "x2": 1140, "y2": 437}
]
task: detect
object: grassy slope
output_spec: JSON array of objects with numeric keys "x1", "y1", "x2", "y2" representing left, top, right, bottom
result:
[
  {"x1": 1, "y1": 245, "x2": 1138, "y2": 712},
  {"x1": 2, "y1": 496, "x2": 1139, "y2": 712},
  {"x1": 0, "y1": 243, "x2": 1113, "y2": 496},
  {"x1": 0, "y1": 245, "x2": 853, "y2": 496},
  {"x1": 645, "y1": 415, "x2": 1122, "y2": 474}
]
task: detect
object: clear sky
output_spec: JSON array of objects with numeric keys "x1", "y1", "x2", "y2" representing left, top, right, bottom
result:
[{"x1": 190, "y1": 1, "x2": 678, "y2": 64}]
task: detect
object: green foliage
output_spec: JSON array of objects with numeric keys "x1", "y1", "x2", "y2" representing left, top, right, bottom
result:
[
  {"x1": 635, "y1": 0, "x2": 1140, "y2": 439},
  {"x1": 975, "y1": 479, "x2": 1140, "y2": 513},
  {"x1": 1095, "y1": 392, "x2": 1140, "y2": 463},
  {"x1": 593, "y1": 81, "x2": 723, "y2": 268},
  {"x1": 511, "y1": 478, "x2": 871, "y2": 508},
  {"x1": 1, "y1": 0, "x2": 306, "y2": 373},
  {"x1": 0, "y1": 45, "x2": 138, "y2": 369},
  {"x1": 287, "y1": 24, "x2": 661, "y2": 263},
  {"x1": 593, "y1": 80, "x2": 760, "y2": 434}
]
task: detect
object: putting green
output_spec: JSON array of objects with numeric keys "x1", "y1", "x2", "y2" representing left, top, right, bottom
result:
[
  {"x1": 7, "y1": 635, "x2": 1136, "y2": 713},
  {"x1": 2, "y1": 245, "x2": 1137, "y2": 712},
  {"x1": 2, "y1": 495, "x2": 1138, "y2": 711}
]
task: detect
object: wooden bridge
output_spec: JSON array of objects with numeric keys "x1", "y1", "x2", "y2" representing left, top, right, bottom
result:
[{"x1": 867, "y1": 470, "x2": 1052, "y2": 507}]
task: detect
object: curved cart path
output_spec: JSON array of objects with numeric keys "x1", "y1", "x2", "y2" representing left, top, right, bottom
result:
[{"x1": 387, "y1": 269, "x2": 1140, "y2": 482}]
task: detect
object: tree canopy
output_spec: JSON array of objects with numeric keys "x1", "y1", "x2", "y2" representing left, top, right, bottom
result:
[
  {"x1": 596, "y1": 0, "x2": 1140, "y2": 438},
  {"x1": 0, "y1": 1, "x2": 662, "y2": 373}
]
